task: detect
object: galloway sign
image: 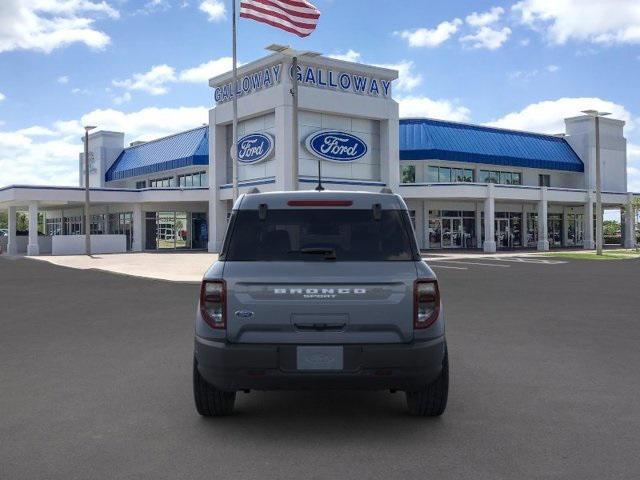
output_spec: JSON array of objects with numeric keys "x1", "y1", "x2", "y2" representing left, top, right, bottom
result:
[
  {"x1": 234, "y1": 133, "x2": 275, "y2": 164},
  {"x1": 305, "y1": 131, "x2": 368, "y2": 163},
  {"x1": 292, "y1": 64, "x2": 392, "y2": 99},
  {"x1": 214, "y1": 64, "x2": 282, "y2": 104},
  {"x1": 213, "y1": 61, "x2": 394, "y2": 104}
]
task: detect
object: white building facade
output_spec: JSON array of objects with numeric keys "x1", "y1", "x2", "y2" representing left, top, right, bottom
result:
[{"x1": 0, "y1": 53, "x2": 637, "y2": 255}]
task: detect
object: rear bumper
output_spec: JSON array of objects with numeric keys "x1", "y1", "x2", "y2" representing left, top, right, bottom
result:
[{"x1": 194, "y1": 336, "x2": 446, "y2": 391}]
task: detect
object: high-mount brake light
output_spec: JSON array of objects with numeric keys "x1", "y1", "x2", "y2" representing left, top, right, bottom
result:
[
  {"x1": 200, "y1": 280, "x2": 226, "y2": 329},
  {"x1": 287, "y1": 200, "x2": 353, "y2": 207},
  {"x1": 414, "y1": 279, "x2": 440, "y2": 329}
]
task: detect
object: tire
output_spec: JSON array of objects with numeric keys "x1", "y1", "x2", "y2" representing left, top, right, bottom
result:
[
  {"x1": 405, "y1": 347, "x2": 449, "y2": 417},
  {"x1": 193, "y1": 359, "x2": 236, "y2": 417}
]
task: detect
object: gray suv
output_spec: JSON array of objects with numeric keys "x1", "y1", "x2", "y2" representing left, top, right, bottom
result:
[{"x1": 193, "y1": 191, "x2": 448, "y2": 416}]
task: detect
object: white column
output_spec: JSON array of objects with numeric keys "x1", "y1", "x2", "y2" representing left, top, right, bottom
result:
[
  {"x1": 584, "y1": 196, "x2": 595, "y2": 249},
  {"x1": 483, "y1": 185, "x2": 496, "y2": 253},
  {"x1": 537, "y1": 187, "x2": 549, "y2": 251},
  {"x1": 275, "y1": 104, "x2": 294, "y2": 191},
  {"x1": 562, "y1": 207, "x2": 569, "y2": 247},
  {"x1": 624, "y1": 193, "x2": 636, "y2": 248},
  {"x1": 7, "y1": 206, "x2": 18, "y2": 255},
  {"x1": 381, "y1": 117, "x2": 400, "y2": 192},
  {"x1": 27, "y1": 203, "x2": 40, "y2": 256},
  {"x1": 475, "y1": 202, "x2": 483, "y2": 249},
  {"x1": 132, "y1": 204, "x2": 143, "y2": 252},
  {"x1": 422, "y1": 200, "x2": 429, "y2": 250},
  {"x1": 209, "y1": 116, "x2": 231, "y2": 253}
]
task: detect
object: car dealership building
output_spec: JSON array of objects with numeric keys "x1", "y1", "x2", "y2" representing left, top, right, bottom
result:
[{"x1": 0, "y1": 52, "x2": 637, "y2": 255}]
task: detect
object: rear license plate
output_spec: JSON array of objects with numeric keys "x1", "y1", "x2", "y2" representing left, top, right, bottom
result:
[{"x1": 296, "y1": 346, "x2": 343, "y2": 371}]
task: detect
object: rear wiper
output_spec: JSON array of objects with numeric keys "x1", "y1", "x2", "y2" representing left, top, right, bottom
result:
[{"x1": 294, "y1": 247, "x2": 337, "y2": 260}]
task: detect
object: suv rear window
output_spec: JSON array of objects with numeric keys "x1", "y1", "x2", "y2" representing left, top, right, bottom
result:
[{"x1": 222, "y1": 209, "x2": 418, "y2": 261}]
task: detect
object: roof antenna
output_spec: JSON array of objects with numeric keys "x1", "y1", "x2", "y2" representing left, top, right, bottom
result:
[{"x1": 314, "y1": 159, "x2": 325, "y2": 191}]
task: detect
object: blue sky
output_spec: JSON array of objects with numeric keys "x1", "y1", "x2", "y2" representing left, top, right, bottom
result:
[{"x1": 1, "y1": 0, "x2": 639, "y2": 197}]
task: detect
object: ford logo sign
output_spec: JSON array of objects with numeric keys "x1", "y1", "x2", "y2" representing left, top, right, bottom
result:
[
  {"x1": 234, "y1": 133, "x2": 274, "y2": 165},
  {"x1": 305, "y1": 130, "x2": 368, "y2": 163},
  {"x1": 235, "y1": 310, "x2": 254, "y2": 319}
]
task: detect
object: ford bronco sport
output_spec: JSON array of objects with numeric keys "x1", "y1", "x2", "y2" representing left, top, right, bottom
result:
[{"x1": 193, "y1": 191, "x2": 448, "y2": 416}]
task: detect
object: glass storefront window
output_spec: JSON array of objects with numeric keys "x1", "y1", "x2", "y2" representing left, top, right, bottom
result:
[
  {"x1": 548, "y1": 214, "x2": 563, "y2": 247},
  {"x1": 566, "y1": 213, "x2": 584, "y2": 246},
  {"x1": 500, "y1": 172, "x2": 512, "y2": 185},
  {"x1": 429, "y1": 209, "x2": 475, "y2": 249},
  {"x1": 144, "y1": 211, "x2": 207, "y2": 250},
  {"x1": 480, "y1": 170, "x2": 521, "y2": 185},
  {"x1": 427, "y1": 166, "x2": 439, "y2": 183},
  {"x1": 429, "y1": 210, "x2": 441, "y2": 248},
  {"x1": 439, "y1": 167, "x2": 451, "y2": 182},
  {"x1": 526, "y1": 213, "x2": 538, "y2": 247},
  {"x1": 401, "y1": 165, "x2": 416, "y2": 184}
]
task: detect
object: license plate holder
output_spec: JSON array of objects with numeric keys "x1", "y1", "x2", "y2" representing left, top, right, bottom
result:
[{"x1": 296, "y1": 346, "x2": 343, "y2": 371}]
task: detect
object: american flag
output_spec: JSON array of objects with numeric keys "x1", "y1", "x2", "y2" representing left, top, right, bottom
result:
[{"x1": 240, "y1": 0, "x2": 321, "y2": 38}]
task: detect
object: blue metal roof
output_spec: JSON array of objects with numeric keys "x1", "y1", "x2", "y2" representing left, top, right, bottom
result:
[
  {"x1": 399, "y1": 118, "x2": 584, "y2": 172},
  {"x1": 105, "y1": 126, "x2": 209, "y2": 181}
]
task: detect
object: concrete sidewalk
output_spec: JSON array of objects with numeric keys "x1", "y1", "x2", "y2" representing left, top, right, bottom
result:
[
  {"x1": 18, "y1": 249, "x2": 566, "y2": 282},
  {"x1": 27, "y1": 252, "x2": 218, "y2": 283}
]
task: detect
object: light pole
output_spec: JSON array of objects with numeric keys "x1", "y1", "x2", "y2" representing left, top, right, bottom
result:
[
  {"x1": 83, "y1": 125, "x2": 96, "y2": 255},
  {"x1": 266, "y1": 44, "x2": 320, "y2": 191},
  {"x1": 581, "y1": 110, "x2": 610, "y2": 256}
]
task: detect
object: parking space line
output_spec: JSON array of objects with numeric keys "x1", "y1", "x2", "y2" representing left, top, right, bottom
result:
[
  {"x1": 492, "y1": 257, "x2": 568, "y2": 265},
  {"x1": 432, "y1": 261, "x2": 510, "y2": 268},
  {"x1": 429, "y1": 264, "x2": 468, "y2": 270}
]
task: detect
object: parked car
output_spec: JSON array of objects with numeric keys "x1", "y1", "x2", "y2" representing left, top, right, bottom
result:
[
  {"x1": 193, "y1": 190, "x2": 448, "y2": 417},
  {"x1": 0, "y1": 229, "x2": 7, "y2": 237}
]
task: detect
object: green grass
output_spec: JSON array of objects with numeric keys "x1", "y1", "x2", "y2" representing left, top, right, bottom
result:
[{"x1": 545, "y1": 249, "x2": 640, "y2": 260}]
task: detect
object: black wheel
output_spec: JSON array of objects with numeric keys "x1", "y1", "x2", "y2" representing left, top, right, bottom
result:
[
  {"x1": 193, "y1": 359, "x2": 236, "y2": 417},
  {"x1": 405, "y1": 347, "x2": 449, "y2": 417}
]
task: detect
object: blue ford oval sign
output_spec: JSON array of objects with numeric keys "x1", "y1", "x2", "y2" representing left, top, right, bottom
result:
[
  {"x1": 235, "y1": 133, "x2": 274, "y2": 164},
  {"x1": 305, "y1": 130, "x2": 368, "y2": 163}
]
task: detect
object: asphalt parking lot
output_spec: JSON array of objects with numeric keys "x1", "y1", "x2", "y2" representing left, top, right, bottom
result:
[{"x1": 1, "y1": 256, "x2": 640, "y2": 480}]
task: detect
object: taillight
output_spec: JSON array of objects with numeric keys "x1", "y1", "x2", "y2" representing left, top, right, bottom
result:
[
  {"x1": 200, "y1": 280, "x2": 226, "y2": 329},
  {"x1": 414, "y1": 279, "x2": 440, "y2": 329}
]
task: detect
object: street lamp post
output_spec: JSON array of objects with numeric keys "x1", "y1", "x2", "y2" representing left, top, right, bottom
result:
[
  {"x1": 266, "y1": 44, "x2": 320, "y2": 191},
  {"x1": 83, "y1": 125, "x2": 96, "y2": 255},
  {"x1": 582, "y1": 110, "x2": 610, "y2": 256}
]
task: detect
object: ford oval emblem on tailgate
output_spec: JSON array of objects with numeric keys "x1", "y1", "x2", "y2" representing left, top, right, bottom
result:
[{"x1": 235, "y1": 310, "x2": 254, "y2": 319}]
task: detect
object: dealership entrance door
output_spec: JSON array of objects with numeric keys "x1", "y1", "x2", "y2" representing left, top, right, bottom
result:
[
  {"x1": 441, "y1": 218, "x2": 463, "y2": 248},
  {"x1": 144, "y1": 211, "x2": 208, "y2": 250}
]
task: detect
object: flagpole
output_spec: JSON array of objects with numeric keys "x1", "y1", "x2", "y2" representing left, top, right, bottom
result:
[
  {"x1": 291, "y1": 55, "x2": 299, "y2": 190},
  {"x1": 231, "y1": 0, "x2": 239, "y2": 201}
]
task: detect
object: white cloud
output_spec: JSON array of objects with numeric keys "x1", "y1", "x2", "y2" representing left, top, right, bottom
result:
[
  {"x1": 486, "y1": 97, "x2": 635, "y2": 134},
  {"x1": 0, "y1": 0, "x2": 119, "y2": 54},
  {"x1": 113, "y1": 91, "x2": 132, "y2": 105},
  {"x1": 57, "y1": 76, "x2": 69, "y2": 84},
  {"x1": 0, "y1": 106, "x2": 209, "y2": 187},
  {"x1": 373, "y1": 60, "x2": 422, "y2": 93},
  {"x1": 508, "y1": 65, "x2": 560, "y2": 81},
  {"x1": 396, "y1": 19, "x2": 463, "y2": 48},
  {"x1": 113, "y1": 64, "x2": 177, "y2": 95},
  {"x1": 328, "y1": 50, "x2": 362, "y2": 63},
  {"x1": 461, "y1": 26, "x2": 511, "y2": 50},
  {"x1": 199, "y1": 0, "x2": 226, "y2": 21},
  {"x1": 398, "y1": 96, "x2": 471, "y2": 122},
  {"x1": 0, "y1": 92, "x2": 5, "y2": 102},
  {"x1": 513, "y1": 0, "x2": 640, "y2": 45},
  {"x1": 520, "y1": 38, "x2": 531, "y2": 46},
  {"x1": 466, "y1": 7, "x2": 504, "y2": 27},
  {"x1": 179, "y1": 57, "x2": 234, "y2": 82}
]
